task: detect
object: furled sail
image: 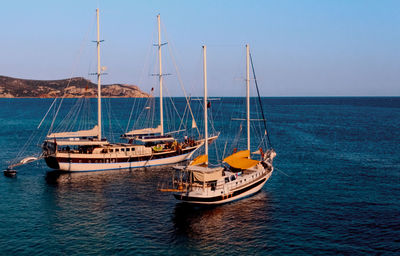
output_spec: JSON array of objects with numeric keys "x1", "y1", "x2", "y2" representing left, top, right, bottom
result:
[
  {"x1": 189, "y1": 154, "x2": 208, "y2": 166},
  {"x1": 123, "y1": 125, "x2": 162, "y2": 137},
  {"x1": 47, "y1": 125, "x2": 99, "y2": 138},
  {"x1": 192, "y1": 119, "x2": 197, "y2": 129}
]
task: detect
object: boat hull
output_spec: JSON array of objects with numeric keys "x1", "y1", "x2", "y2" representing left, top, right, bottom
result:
[
  {"x1": 174, "y1": 169, "x2": 273, "y2": 205},
  {"x1": 45, "y1": 148, "x2": 198, "y2": 172}
]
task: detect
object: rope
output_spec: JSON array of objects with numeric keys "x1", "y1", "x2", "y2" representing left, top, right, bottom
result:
[
  {"x1": 274, "y1": 167, "x2": 290, "y2": 177},
  {"x1": 249, "y1": 52, "x2": 272, "y2": 148},
  {"x1": 162, "y1": 21, "x2": 200, "y2": 137}
]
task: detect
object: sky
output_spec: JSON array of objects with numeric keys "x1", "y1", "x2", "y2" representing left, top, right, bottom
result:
[{"x1": 0, "y1": 0, "x2": 399, "y2": 96}]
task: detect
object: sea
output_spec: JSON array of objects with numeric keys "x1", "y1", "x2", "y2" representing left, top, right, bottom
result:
[{"x1": 0, "y1": 97, "x2": 399, "y2": 255}]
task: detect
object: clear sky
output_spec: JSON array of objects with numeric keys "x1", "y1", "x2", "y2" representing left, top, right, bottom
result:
[{"x1": 0, "y1": 0, "x2": 399, "y2": 96}]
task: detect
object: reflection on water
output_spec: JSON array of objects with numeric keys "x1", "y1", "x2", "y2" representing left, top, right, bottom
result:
[
  {"x1": 41, "y1": 169, "x2": 275, "y2": 254},
  {"x1": 172, "y1": 191, "x2": 275, "y2": 253}
]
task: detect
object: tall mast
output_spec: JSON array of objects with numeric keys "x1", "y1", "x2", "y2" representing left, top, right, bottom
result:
[
  {"x1": 96, "y1": 8, "x2": 102, "y2": 140},
  {"x1": 203, "y1": 45, "x2": 208, "y2": 164},
  {"x1": 157, "y1": 14, "x2": 164, "y2": 136},
  {"x1": 246, "y1": 44, "x2": 250, "y2": 153}
]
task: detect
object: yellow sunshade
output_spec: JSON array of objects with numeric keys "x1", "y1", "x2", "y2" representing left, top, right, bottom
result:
[
  {"x1": 190, "y1": 154, "x2": 208, "y2": 166},
  {"x1": 223, "y1": 150, "x2": 259, "y2": 169}
]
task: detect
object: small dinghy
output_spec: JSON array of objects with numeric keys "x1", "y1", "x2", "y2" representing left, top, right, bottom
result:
[
  {"x1": 3, "y1": 168, "x2": 17, "y2": 177},
  {"x1": 4, "y1": 156, "x2": 40, "y2": 177}
]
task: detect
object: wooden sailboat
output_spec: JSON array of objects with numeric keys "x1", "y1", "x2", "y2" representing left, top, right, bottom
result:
[
  {"x1": 41, "y1": 10, "x2": 214, "y2": 172},
  {"x1": 161, "y1": 44, "x2": 276, "y2": 204}
]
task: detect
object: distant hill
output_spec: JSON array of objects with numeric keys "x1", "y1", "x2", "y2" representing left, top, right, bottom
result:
[{"x1": 0, "y1": 75, "x2": 150, "y2": 98}]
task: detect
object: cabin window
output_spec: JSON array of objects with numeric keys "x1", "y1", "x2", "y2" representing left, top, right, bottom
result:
[
  {"x1": 106, "y1": 159, "x2": 109, "y2": 163},
  {"x1": 116, "y1": 149, "x2": 119, "y2": 152},
  {"x1": 131, "y1": 148, "x2": 135, "y2": 151},
  {"x1": 230, "y1": 175, "x2": 236, "y2": 181},
  {"x1": 244, "y1": 179, "x2": 246, "y2": 181},
  {"x1": 121, "y1": 148, "x2": 125, "y2": 152},
  {"x1": 211, "y1": 181, "x2": 216, "y2": 191},
  {"x1": 110, "y1": 149, "x2": 114, "y2": 152},
  {"x1": 79, "y1": 160, "x2": 82, "y2": 163},
  {"x1": 225, "y1": 177, "x2": 229, "y2": 183},
  {"x1": 126, "y1": 148, "x2": 130, "y2": 152}
]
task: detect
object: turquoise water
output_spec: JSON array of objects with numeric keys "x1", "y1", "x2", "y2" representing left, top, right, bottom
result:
[{"x1": 0, "y1": 97, "x2": 399, "y2": 255}]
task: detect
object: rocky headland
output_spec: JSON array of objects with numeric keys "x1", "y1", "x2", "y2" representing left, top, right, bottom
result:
[{"x1": 0, "y1": 75, "x2": 150, "y2": 98}]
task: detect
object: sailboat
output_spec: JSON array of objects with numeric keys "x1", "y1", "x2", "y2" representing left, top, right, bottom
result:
[
  {"x1": 161, "y1": 44, "x2": 276, "y2": 204},
  {"x1": 41, "y1": 10, "x2": 216, "y2": 172}
]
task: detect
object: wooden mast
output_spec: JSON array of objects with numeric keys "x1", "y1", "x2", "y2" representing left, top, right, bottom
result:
[
  {"x1": 203, "y1": 45, "x2": 208, "y2": 165},
  {"x1": 246, "y1": 44, "x2": 250, "y2": 154},
  {"x1": 157, "y1": 14, "x2": 164, "y2": 136},
  {"x1": 96, "y1": 8, "x2": 102, "y2": 140}
]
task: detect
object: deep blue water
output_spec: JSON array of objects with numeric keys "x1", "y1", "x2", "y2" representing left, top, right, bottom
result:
[{"x1": 0, "y1": 97, "x2": 399, "y2": 255}]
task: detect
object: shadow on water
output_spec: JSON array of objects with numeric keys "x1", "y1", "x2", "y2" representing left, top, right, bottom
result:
[
  {"x1": 45, "y1": 167, "x2": 172, "y2": 185},
  {"x1": 171, "y1": 191, "x2": 275, "y2": 252},
  {"x1": 43, "y1": 169, "x2": 276, "y2": 254}
]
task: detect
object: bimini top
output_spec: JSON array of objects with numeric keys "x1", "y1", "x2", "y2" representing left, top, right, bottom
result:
[
  {"x1": 223, "y1": 150, "x2": 259, "y2": 170},
  {"x1": 190, "y1": 166, "x2": 223, "y2": 182},
  {"x1": 47, "y1": 125, "x2": 99, "y2": 138}
]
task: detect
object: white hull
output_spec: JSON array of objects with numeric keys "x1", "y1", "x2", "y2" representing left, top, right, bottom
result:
[
  {"x1": 57, "y1": 150, "x2": 196, "y2": 172},
  {"x1": 210, "y1": 170, "x2": 272, "y2": 205},
  {"x1": 174, "y1": 167, "x2": 274, "y2": 205}
]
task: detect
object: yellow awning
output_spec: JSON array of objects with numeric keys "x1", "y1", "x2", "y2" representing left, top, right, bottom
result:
[
  {"x1": 223, "y1": 150, "x2": 259, "y2": 169},
  {"x1": 190, "y1": 154, "x2": 208, "y2": 166}
]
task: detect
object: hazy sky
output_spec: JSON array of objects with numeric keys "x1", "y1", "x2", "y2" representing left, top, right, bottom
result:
[{"x1": 0, "y1": 0, "x2": 399, "y2": 96}]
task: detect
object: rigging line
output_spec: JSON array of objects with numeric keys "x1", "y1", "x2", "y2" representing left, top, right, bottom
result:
[
  {"x1": 249, "y1": 52, "x2": 272, "y2": 148},
  {"x1": 132, "y1": 97, "x2": 149, "y2": 129},
  {"x1": 162, "y1": 22, "x2": 200, "y2": 137},
  {"x1": 222, "y1": 140, "x2": 228, "y2": 160},
  {"x1": 70, "y1": 98, "x2": 85, "y2": 131},
  {"x1": 13, "y1": 131, "x2": 36, "y2": 162},
  {"x1": 57, "y1": 97, "x2": 82, "y2": 132},
  {"x1": 274, "y1": 167, "x2": 290, "y2": 177},
  {"x1": 229, "y1": 122, "x2": 243, "y2": 154},
  {"x1": 126, "y1": 27, "x2": 155, "y2": 132},
  {"x1": 37, "y1": 98, "x2": 57, "y2": 129},
  {"x1": 48, "y1": 96, "x2": 65, "y2": 135},
  {"x1": 125, "y1": 25, "x2": 154, "y2": 132},
  {"x1": 177, "y1": 97, "x2": 190, "y2": 132},
  {"x1": 48, "y1": 19, "x2": 94, "y2": 135},
  {"x1": 107, "y1": 99, "x2": 114, "y2": 141},
  {"x1": 125, "y1": 97, "x2": 138, "y2": 132},
  {"x1": 213, "y1": 134, "x2": 221, "y2": 163},
  {"x1": 108, "y1": 98, "x2": 125, "y2": 135},
  {"x1": 164, "y1": 84, "x2": 184, "y2": 131},
  {"x1": 77, "y1": 98, "x2": 84, "y2": 131},
  {"x1": 178, "y1": 99, "x2": 188, "y2": 131}
]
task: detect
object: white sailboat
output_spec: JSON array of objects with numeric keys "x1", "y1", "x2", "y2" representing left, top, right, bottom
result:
[
  {"x1": 41, "y1": 10, "x2": 215, "y2": 172},
  {"x1": 161, "y1": 44, "x2": 276, "y2": 204}
]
